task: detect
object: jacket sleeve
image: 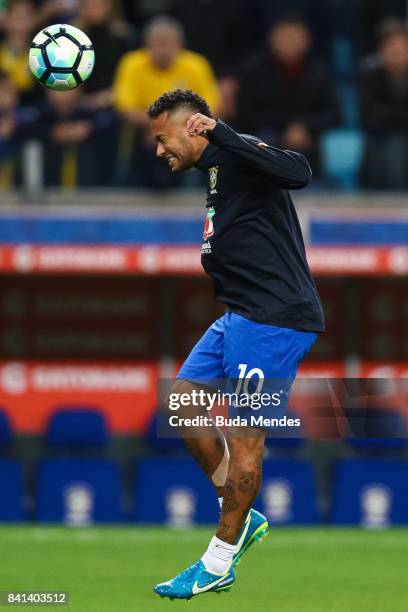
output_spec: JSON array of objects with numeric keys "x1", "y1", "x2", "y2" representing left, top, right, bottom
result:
[{"x1": 208, "y1": 119, "x2": 312, "y2": 189}]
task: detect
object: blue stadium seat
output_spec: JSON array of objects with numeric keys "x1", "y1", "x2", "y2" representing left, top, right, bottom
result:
[
  {"x1": 265, "y1": 437, "x2": 304, "y2": 451},
  {"x1": 0, "y1": 460, "x2": 24, "y2": 521},
  {"x1": 0, "y1": 411, "x2": 12, "y2": 448},
  {"x1": 264, "y1": 409, "x2": 305, "y2": 452},
  {"x1": 348, "y1": 438, "x2": 407, "y2": 451},
  {"x1": 145, "y1": 411, "x2": 187, "y2": 454},
  {"x1": 133, "y1": 458, "x2": 217, "y2": 524},
  {"x1": 321, "y1": 128, "x2": 365, "y2": 191},
  {"x1": 47, "y1": 408, "x2": 109, "y2": 448},
  {"x1": 36, "y1": 459, "x2": 122, "y2": 523},
  {"x1": 347, "y1": 408, "x2": 408, "y2": 452},
  {"x1": 254, "y1": 460, "x2": 319, "y2": 525},
  {"x1": 332, "y1": 459, "x2": 408, "y2": 525}
]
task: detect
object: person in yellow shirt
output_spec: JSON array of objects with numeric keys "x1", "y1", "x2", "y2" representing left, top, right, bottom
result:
[
  {"x1": 0, "y1": 0, "x2": 36, "y2": 100},
  {"x1": 113, "y1": 15, "x2": 220, "y2": 129},
  {"x1": 112, "y1": 16, "x2": 220, "y2": 188}
]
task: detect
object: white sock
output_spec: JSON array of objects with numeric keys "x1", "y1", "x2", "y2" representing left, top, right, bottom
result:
[
  {"x1": 218, "y1": 497, "x2": 223, "y2": 509},
  {"x1": 201, "y1": 536, "x2": 237, "y2": 575}
]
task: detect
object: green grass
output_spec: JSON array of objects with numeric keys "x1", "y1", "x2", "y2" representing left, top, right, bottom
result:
[{"x1": 0, "y1": 527, "x2": 407, "y2": 611}]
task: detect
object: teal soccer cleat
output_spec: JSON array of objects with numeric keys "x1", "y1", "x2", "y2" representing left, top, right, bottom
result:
[
  {"x1": 154, "y1": 560, "x2": 235, "y2": 600},
  {"x1": 233, "y1": 508, "x2": 269, "y2": 567}
]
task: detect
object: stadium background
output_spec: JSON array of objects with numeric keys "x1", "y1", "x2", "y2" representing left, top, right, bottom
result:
[{"x1": 0, "y1": 1, "x2": 408, "y2": 610}]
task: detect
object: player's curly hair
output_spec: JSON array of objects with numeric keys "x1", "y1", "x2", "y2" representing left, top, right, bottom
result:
[{"x1": 147, "y1": 89, "x2": 212, "y2": 119}]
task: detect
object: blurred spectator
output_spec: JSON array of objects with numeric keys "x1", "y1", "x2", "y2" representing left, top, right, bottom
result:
[
  {"x1": 35, "y1": 0, "x2": 79, "y2": 28},
  {"x1": 168, "y1": 0, "x2": 255, "y2": 120},
  {"x1": 0, "y1": 71, "x2": 38, "y2": 186},
  {"x1": 76, "y1": 0, "x2": 131, "y2": 109},
  {"x1": 113, "y1": 15, "x2": 219, "y2": 123},
  {"x1": 113, "y1": 15, "x2": 219, "y2": 188},
  {"x1": 33, "y1": 89, "x2": 119, "y2": 187},
  {"x1": 252, "y1": 0, "x2": 333, "y2": 61},
  {"x1": 360, "y1": 20, "x2": 408, "y2": 190},
  {"x1": 169, "y1": 0, "x2": 255, "y2": 78},
  {"x1": 121, "y1": 0, "x2": 173, "y2": 33},
  {"x1": 0, "y1": 0, "x2": 37, "y2": 103},
  {"x1": 0, "y1": 72, "x2": 19, "y2": 167},
  {"x1": 359, "y1": 0, "x2": 407, "y2": 55},
  {"x1": 236, "y1": 16, "x2": 339, "y2": 175}
]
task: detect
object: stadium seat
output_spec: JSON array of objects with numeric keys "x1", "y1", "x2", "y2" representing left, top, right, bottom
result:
[
  {"x1": 47, "y1": 408, "x2": 109, "y2": 448},
  {"x1": 0, "y1": 460, "x2": 24, "y2": 521},
  {"x1": 346, "y1": 408, "x2": 408, "y2": 453},
  {"x1": 321, "y1": 128, "x2": 365, "y2": 191},
  {"x1": 133, "y1": 458, "x2": 217, "y2": 524},
  {"x1": 145, "y1": 411, "x2": 187, "y2": 454},
  {"x1": 264, "y1": 409, "x2": 305, "y2": 452},
  {"x1": 332, "y1": 459, "x2": 408, "y2": 526},
  {"x1": 255, "y1": 460, "x2": 319, "y2": 525},
  {"x1": 348, "y1": 438, "x2": 407, "y2": 451},
  {"x1": 36, "y1": 459, "x2": 122, "y2": 523},
  {"x1": 0, "y1": 411, "x2": 12, "y2": 448}
]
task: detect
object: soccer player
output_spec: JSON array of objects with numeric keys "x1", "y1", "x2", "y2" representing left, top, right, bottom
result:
[{"x1": 147, "y1": 89, "x2": 325, "y2": 600}]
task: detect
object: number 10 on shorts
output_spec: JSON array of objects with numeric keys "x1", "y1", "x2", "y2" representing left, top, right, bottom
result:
[{"x1": 235, "y1": 364, "x2": 265, "y2": 394}]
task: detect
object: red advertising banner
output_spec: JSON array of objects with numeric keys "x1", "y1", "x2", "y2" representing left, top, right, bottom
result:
[
  {"x1": 1, "y1": 359, "x2": 408, "y2": 434},
  {"x1": 360, "y1": 362, "x2": 408, "y2": 378},
  {"x1": 0, "y1": 361, "x2": 158, "y2": 434},
  {"x1": 0, "y1": 246, "x2": 407, "y2": 276}
]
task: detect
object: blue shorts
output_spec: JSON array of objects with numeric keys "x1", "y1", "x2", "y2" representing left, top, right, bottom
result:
[{"x1": 177, "y1": 312, "x2": 317, "y2": 422}]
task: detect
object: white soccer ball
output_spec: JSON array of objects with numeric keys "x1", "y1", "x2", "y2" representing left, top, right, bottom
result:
[{"x1": 29, "y1": 24, "x2": 95, "y2": 91}]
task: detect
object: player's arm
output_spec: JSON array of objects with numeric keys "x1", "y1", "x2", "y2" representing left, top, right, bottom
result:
[{"x1": 187, "y1": 115, "x2": 312, "y2": 189}]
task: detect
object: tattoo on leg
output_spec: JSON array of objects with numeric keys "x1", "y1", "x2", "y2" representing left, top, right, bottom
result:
[
  {"x1": 217, "y1": 521, "x2": 233, "y2": 540},
  {"x1": 238, "y1": 470, "x2": 257, "y2": 493},
  {"x1": 222, "y1": 478, "x2": 239, "y2": 514}
]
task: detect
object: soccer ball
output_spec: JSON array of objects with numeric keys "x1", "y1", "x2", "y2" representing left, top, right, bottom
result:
[{"x1": 29, "y1": 24, "x2": 95, "y2": 91}]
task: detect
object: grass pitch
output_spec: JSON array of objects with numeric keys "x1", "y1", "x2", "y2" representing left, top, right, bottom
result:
[{"x1": 0, "y1": 527, "x2": 406, "y2": 611}]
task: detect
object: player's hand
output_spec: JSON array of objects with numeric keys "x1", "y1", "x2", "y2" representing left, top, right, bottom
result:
[{"x1": 186, "y1": 113, "x2": 217, "y2": 137}]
